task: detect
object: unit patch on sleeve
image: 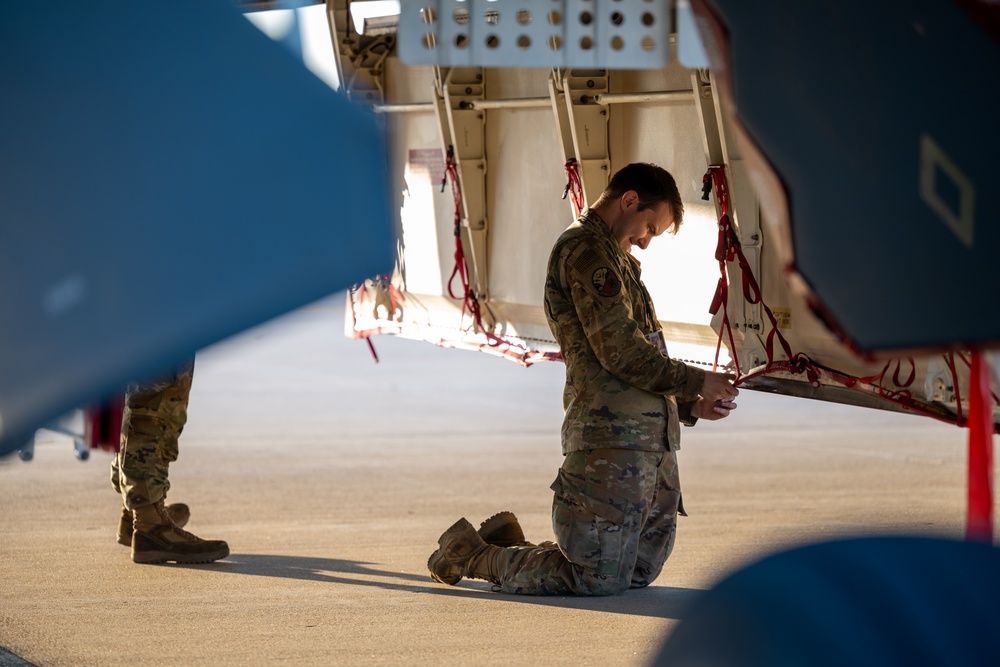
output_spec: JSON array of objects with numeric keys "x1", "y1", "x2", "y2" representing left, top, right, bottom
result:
[{"x1": 592, "y1": 267, "x2": 622, "y2": 297}]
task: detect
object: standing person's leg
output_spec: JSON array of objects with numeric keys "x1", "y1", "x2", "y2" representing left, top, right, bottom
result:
[
  {"x1": 118, "y1": 359, "x2": 194, "y2": 508},
  {"x1": 630, "y1": 447, "x2": 683, "y2": 588},
  {"x1": 113, "y1": 462, "x2": 190, "y2": 545},
  {"x1": 116, "y1": 359, "x2": 228, "y2": 564},
  {"x1": 112, "y1": 362, "x2": 194, "y2": 545}
]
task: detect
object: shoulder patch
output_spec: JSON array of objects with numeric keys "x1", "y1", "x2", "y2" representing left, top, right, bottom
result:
[{"x1": 592, "y1": 267, "x2": 622, "y2": 297}]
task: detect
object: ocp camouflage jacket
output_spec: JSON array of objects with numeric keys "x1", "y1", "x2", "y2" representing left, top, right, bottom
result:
[{"x1": 544, "y1": 209, "x2": 705, "y2": 454}]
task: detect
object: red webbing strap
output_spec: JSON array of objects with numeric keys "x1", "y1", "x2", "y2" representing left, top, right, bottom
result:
[
  {"x1": 966, "y1": 350, "x2": 994, "y2": 542},
  {"x1": 349, "y1": 281, "x2": 381, "y2": 363},
  {"x1": 816, "y1": 361, "x2": 933, "y2": 416},
  {"x1": 433, "y1": 336, "x2": 564, "y2": 367},
  {"x1": 709, "y1": 214, "x2": 741, "y2": 376},
  {"x1": 839, "y1": 358, "x2": 916, "y2": 400},
  {"x1": 388, "y1": 281, "x2": 401, "y2": 319},
  {"x1": 441, "y1": 146, "x2": 491, "y2": 341},
  {"x1": 703, "y1": 165, "x2": 986, "y2": 427},
  {"x1": 365, "y1": 337, "x2": 379, "y2": 363},
  {"x1": 350, "y1": 281, "x2": 563, "y2": 366},
  {"x1": 706, "y1": 167, "x2": 740, "y2": 376},
  {"x1": 891, "y1": 357, "x2": 916, "y2": 388},
  {"x1": 707, "y1": 165, "x2": 797, "y2": 379},
  {"x1": 956, "y1": 351, "x2": 1000, "y2": 408},
  {"x1": 563, "y1": 158, "x2": 585, "y2": 217},
  {"x1": 440, "y1": 147, "x2": 536, "y2": 355},
  {"x1": 950, "y1": 352, "x2": 965, "y2": 425},
  {"x1": 443, "y1": 147, "x2": 468, "y2": 303}
]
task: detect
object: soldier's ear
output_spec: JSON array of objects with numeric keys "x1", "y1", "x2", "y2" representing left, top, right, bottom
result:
[{"x1": 621, "y1": 190, "x2": 639, "y2": 210}]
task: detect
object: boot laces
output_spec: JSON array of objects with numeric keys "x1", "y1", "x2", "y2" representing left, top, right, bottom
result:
[{"x1": 155, "y1": 502, "x2": 199, "y2": 541}]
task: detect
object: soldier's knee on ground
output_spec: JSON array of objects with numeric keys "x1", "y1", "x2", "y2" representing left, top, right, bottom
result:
[
  {"x1": 577, "y1": 570, "x2": 633, "y2": 596},
  {"x1": 630, "y1": 558, "x2": 663, "y2": 589}
]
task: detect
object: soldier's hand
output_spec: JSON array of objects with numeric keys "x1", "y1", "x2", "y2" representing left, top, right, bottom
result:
[
  {"x1": 700, "y1": 371, "x2": 739, "y2": 403},
  {"x1": 692, "y1": 397, "x2": 737, "y2": 421}
]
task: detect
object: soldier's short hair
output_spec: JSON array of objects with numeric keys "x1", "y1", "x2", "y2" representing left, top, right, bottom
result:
[{"x1": 603, "y1": 163, "x2": 685, "y2": 232}]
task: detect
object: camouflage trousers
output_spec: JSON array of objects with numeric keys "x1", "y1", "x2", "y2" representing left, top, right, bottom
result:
[
  {"x1": 488, "y1": 447, "x2": 682, "y2": 596},
  {"x1": 110, "y1": 359, "x2": 195, "y2": 509}
]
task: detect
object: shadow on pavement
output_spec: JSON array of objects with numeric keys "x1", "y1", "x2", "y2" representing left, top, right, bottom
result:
[{"x1": 175, "y1": 553, "x2": 703, "y2": 620}]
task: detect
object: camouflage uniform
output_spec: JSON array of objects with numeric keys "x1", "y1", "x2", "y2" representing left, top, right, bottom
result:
[
  {"x1": 487, "y1": 210, "x2": 706, "y2": 595},
  {"x1": 110, "y1": 359, "x2": 195, "y2": 509}
]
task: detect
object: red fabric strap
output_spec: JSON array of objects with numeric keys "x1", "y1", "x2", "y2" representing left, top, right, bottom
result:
[
  {"x1": 563, "y1": 158, "x2": 585, "y2": 217},
  {"x1": 703, "y1": 164, "x2": 997, "y2": 431}
]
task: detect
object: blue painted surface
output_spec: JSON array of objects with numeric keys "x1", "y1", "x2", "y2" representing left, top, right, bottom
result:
[
  {"x1": 0, "y1": 1, "x2": 394, "y2": 455},
  {"x1": 657, "y1": 536, "x2": 1000, "y2": 666},
  {"x1": 704, "y1": 0, "x2": 1000, "y2": 353}
]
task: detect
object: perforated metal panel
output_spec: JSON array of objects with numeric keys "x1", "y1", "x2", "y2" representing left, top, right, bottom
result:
[{"x1": 398, "y1": 0, "x2": 672, "y2": 68}]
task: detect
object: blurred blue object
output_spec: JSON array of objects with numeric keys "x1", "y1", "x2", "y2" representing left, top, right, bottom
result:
[
  {"x1": 655, "y1": 536, "x2": 1000, "y2": 666},
  {"x1": 0, "y1": 0, "x2": 394, "y2": 455},
  {"x1": 697, "y1": 0, "x2": 1000, "y2": 353}
]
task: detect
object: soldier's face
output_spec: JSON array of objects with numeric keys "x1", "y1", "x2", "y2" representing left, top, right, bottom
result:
[{"x1": 615, "y1": 197, "x2": 675, "y2": 252}]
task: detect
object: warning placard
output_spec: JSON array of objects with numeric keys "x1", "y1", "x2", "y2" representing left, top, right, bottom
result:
[{"x1": 772, "y1": 307, "x2": 792, "y2": 330}]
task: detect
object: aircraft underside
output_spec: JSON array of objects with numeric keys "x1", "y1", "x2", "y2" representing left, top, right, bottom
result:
[{"x1": 333, "y1": 0, "x2": 1000, "y2": 432}]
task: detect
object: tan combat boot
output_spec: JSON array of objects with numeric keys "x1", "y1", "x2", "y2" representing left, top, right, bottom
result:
[
  {"x1": 478, "y1": 511, "x2": 533, "y2": 547},
  {"x1": 117, "y1": 503, "x2": 190, "y2": 546},
  {"x1": 131, "y1": 501, "x2": 229, "y2": 565},
  {"x1": 428, "y1": 518, "x2": 502, "y2": 586}
]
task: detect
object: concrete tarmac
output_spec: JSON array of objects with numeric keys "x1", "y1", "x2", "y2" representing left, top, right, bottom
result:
[{"x1": 0, "y1": 294, "x2": 982, "y2": 666}]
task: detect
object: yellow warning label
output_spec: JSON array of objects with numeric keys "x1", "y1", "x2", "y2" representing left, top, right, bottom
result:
[{"x1": 772, "y1": 307, "x2": 792, "y2": 330}]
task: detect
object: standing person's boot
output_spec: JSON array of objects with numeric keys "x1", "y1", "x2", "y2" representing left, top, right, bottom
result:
[
  {"x1": 428, "y1": 518, "x2": 503, "y2": 585},
  {"x1": 117, "y1": 502, "x2": 190, "y2": 546},
  {"x1": 131, "y1": 501, "x2": 229, "y2": 565}
]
